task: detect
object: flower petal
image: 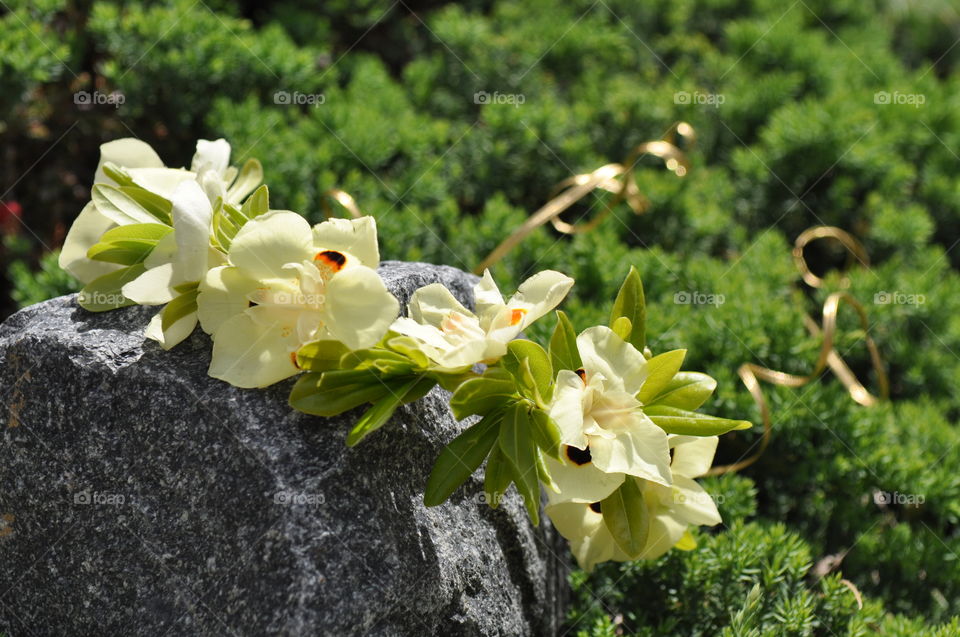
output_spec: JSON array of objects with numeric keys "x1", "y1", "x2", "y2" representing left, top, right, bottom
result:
[
  {"x1": 589, "y1": 412, "x2": 672, "y2": 485},
  {"x1": 94, "y1": 138, "x2": 164, "y2": 185},
  {"x1": 544, "y1": 454, "x2": 625, "y2": 504},
  {"x1": 58, "y1": 202, "x2": 121, "y2": 284},
  {"x1": 169, "y1": 180, "x2": 214, "y2": 282},
  {"x1": 145, "y1": 308, "x2": 197, "y2": 350},
  {"x1": 229, "y1": 210, "x2": 314, "y2": 280},
  {"x1": 126, "y1": 167, "x2": 196, "y2": 200},
  {"x1": 191, "y1": 139, "x2": 231, "y2": 175},
  {"x1": 670, "y1": 435, "x2": 719, "y2": 478},
  {"x1": 312, "y1": 216, "x2": 380, "y2": 268},
  {"x1": 509, "y1": 269, "x2": 574, "y2": 326},
  {"x1": 638, "y1": 513, "x2": 687, "y2": 561},
  {"x1": 407, "y1": 283, "x2": 474, "y2": 327},
  {"x1": 669, "y1": 476, "x2": 722, "y2": 527},
  {"x1": 207, "y1": 311, "x2": 299, "y2": 388},
  {"x1": 473, "y1": 270, "x2": 505, "y2": 317},
  {"x1": 322, "y1": 266, "x2": 399, "y2": 350},
  {"x1": 548, "y1": 370, "x2": 589, "y2": 449},
  {"x1": 121, "y1": 263, "x2": 176, "y2": 305},
  {"x1": 577, "y1": 325, "x2": 648, "y2": 394},
  {"x1": 545, "y1": 502, "x2": 605, "y2": 541},
  {"x1": 196, "y1": 266, "x2": 259, "y2": 335}
]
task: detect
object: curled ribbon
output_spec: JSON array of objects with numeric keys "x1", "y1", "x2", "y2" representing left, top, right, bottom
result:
[
  {"x1": 706, "y1": 227, "x2": 889, "y2": 476},
  {"x1": 321, "y1": 188, "x2": 364, "y2": 220},
  {"x1": 473, "y1": 122, "x2": 695, "y2": 273}
]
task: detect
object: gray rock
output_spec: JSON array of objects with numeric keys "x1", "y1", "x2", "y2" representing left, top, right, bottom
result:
[{"x1": 0, "y1": 261, "x2": 568, "y2": 636}]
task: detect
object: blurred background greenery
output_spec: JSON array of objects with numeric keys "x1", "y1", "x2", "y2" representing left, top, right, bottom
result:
[{"x1": 4, "y1": 0, "x2": 960, "y2": 634}]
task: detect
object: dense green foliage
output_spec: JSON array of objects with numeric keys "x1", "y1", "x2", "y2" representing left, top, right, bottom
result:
[{"x1": 4, "y1": 0, "x2": 960, "y2": 633}]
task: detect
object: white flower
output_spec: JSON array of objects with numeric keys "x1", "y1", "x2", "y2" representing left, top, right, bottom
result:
[
  {"x1": 196, "y1": 212, "x2": 398, "y2": 388},
  {"x1": 547, "y1": 325, "x2": 672, "y2": 489},
  {"x1": 120, "y1": 180, "x2": 224, "y2": 349},
  {"x1": 390, "y1": 269, "x2": 574, "y2": 372},
  {"x1": 59, "y1": 137, "x2": 257, "y2": 285},
  {"x1": 545, "y1": 435, "x2": 721, "y2": 571}
]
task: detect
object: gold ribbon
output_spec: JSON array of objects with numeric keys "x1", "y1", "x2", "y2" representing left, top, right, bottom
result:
[
  {"x1": 706, "y1": 227, "x2": 889, "y2": 475},
  {"x1": 473, "y1": 122, "x2": 694, "y2": 273},
  {"x1": 318, "y1": 132, "x2": 887, "y2": 476},
  {"x1": 321, "y1": 188, "x2": 364, "y2": 220}
]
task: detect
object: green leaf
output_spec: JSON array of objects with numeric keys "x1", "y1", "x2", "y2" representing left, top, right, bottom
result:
[
  {"x1": 241, "y1": 184, "x2": 270, "y2": 217},
  {"x1": 535, "y1": 448, "x2": 559, "y2": 493},
  {"x1": 86, "y1": 241, "x2": 156, "y2": 265},
  {"x1": 549, "y1": 310, "x2": 582, "y2": 372},
  {"x1": 637, "y1": 349, "x2": 687, "y2": 404},
  {"x1": 78, "y1": 263, "x2": 146, "y2": 311},
  {"x1": 609, "y1": 266, "x2": 646, "y2": 351},
  {"x1": 346, "y1": 377, "x2": 420, "y2": 446},
  {"x1": 498, "y1": 402, "x2": 541, "y2": 524},
  {"x1": 611, "y1": 316, "x2": 632, "y2": 342},
  {"x1": 645, "y1": 405, "x2": 752, "y2": 436},
  {"x1": 288, "y1": 372, "x2": 391, "y2": 417},
  {"x1": 161, "y1": 289, "x2": 199, "y2": 331},
  {"x1": 647, "y1": 372, "x2": 717, "y2": 410},
  {"x1": 228, "y1": 159, "x2": 264, "y2": 203},
  {"x1": 386, "y1": 335, "x2": 431, "y2": 369},
  {"x1": 529, "y1": 408, "x2": 561, "y2": 459},
  {"x1": 296, "y1": 339, "x2": 351, "y2": 372},
  {"x1": 449, "y1": 374, "x2": 517, "y2": 420},
  {"x1": 92, "y1": 184, "x2": 157, "y2": 225},
  {"x1": 502, "y1": 339, "x2": 553, "y2": 404},
  {"x1": 118, "y1": 186, "x2": 173, "y2": 224},
  {"x1": 99, "y1": 223, "x2": 172, "y2": 244},
  {"x1": 484, "y1": 447, "x2": 513, "y2": 509},
  {"x1": 341, "y1": 348, "x2": 417, "y2": 375},
  {"x1": 101, "y1": 162, "x2": 134, "y2": 187},
  {"x1": 424, "y1": 411, "x2": 502, "y2": 506},
  {"x1": 601, "y1": 478, "x2": 650, "y2": 558}
]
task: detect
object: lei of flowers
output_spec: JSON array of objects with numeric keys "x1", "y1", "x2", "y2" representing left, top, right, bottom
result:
[{"x1": 60, "y1": 138, "x2": 751, "y2": 571}]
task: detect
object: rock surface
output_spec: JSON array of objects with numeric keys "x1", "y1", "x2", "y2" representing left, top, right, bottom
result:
[{"x1": 0, "y1": 261, "x2": 567, "y2": 636}]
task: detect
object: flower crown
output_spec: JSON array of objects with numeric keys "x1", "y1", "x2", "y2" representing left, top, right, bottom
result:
[{"x1": 61, "y1": 137, "x2": 751, "y2": 571}]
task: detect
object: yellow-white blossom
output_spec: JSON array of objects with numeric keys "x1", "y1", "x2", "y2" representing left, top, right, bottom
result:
[
  {"x1": 197, "y1": 211, "x2": 398, "y2": 388},
  {"x1": 390, "y1": 269, "x2": 574, "y2": 372}
]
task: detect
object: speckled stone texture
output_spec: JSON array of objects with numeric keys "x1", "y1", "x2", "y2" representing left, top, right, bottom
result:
[{"x1": 0, "y1": 261, "x2": 567, "y2": 637}]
